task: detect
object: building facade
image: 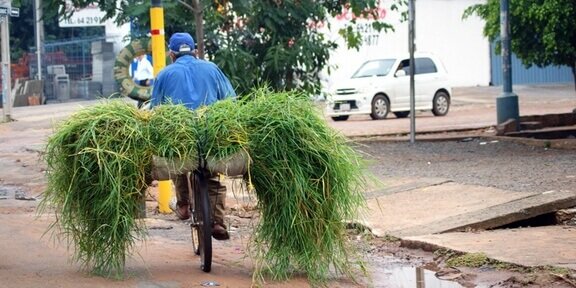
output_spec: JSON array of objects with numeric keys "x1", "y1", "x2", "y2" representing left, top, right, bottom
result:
[{"x1": 324, "y1": 0, "x2": 572, "y2": 88}]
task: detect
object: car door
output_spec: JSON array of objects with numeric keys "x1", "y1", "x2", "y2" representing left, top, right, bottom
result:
[
  {"x1": 414, "y1": 57, "x2": 439, "y2": 109},
  {"x1": 392, "y1": 59, "x2": 411, "y2": 111}
]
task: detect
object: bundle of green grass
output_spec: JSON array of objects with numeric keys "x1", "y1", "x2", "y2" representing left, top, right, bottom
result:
[
  {"x1": 41, "y1": 88, "x2": 368, "y2": 284},
  {"x1": 40, "y1": 101, "x2": 152, "y2": 278}
]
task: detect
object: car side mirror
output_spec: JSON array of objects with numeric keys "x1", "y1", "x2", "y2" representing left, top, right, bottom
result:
[{"x1": 395, "y1": 70, "x2": 406, "y2": 77}]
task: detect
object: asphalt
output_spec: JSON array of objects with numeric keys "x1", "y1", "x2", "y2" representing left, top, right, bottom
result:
[{"x1": 2, "y1": 84, "x2": 576, "y2": 273}]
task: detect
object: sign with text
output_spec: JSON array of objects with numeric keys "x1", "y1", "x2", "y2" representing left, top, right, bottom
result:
[
  {"x1": 59, "y1": 3, "x2": 106, "y2": 27},
  {"x1": 10, "y1": 7, "x2": 19, "y2": 17},
  {"x1": 0, "y1": 7, "x2": 19, "y2": 17}
]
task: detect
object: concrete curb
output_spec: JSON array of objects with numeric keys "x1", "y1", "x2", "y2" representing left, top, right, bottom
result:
[
  {"x1": 349, "y1": 127, "x2": 492, "y2": 142},
  {"x1": 398, "y1": 238, "x2": 525, "y2": 269},
  {"x1": 349, "y1": 126, "x2": 576, "y2": 150},
  {"x1": 399, "y1": 229, "x2": 576, "y2": 272}
]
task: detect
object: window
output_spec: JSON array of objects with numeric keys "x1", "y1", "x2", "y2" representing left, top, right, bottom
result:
[
  {"x1": 352, "y1": 59, "x2": 396, "y2": 78},
  {"x1": 397, "y1": 59, "x2": 411, "y2": 74},
  {"x1": 397, "y1": 57, "x2": 438, "y2": 75},
  {"x1": 415, "y1": 58, "x2": 437, "y2": 74}
]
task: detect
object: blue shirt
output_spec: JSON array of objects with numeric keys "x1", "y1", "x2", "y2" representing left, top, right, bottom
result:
[{"x1": 151, "y1": 55, "x2": 236, "y2": 110}]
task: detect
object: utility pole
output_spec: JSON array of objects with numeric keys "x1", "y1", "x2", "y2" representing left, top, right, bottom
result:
[
  {"x1": 34, "y1": 0, "x2": 43, "y2": 81},
  {"x1": 408, "y1": 0, "x2": 416, "y2": 143},
  {"x1": 0, "y1": 1, "x2": 12, "y2": 122},
  {"x1": 497, "y1": 0, "x2": 519, "y2": 129}
]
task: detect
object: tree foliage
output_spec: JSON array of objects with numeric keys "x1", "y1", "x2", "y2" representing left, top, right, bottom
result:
[
  {"x1": 38, "y1": 0, "x2": 405, "y2": 96},
  {"x1": 464, "y1": 0, "x2": 576, "y2": 88}
]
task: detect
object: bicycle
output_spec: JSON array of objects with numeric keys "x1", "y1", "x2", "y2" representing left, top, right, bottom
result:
[
  {"x1": 186, "y1": 161, "x2": 213, "y2": 272},
  {"x1": 153, "y1": 149, "x2": 249, "y2": 273}
]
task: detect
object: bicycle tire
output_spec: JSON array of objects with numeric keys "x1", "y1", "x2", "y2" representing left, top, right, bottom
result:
[{"x1": 193, "y1": 169, "x2": 213, "y2": 272}]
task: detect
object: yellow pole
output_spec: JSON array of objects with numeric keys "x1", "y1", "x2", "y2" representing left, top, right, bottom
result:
[
  {"x1": 157, "y1": 179, "x2": 174, "y2": 213},
  {"x1": 150, "y1": 0, "x2": 166, "y2": 76},
  {"x1": 150, "y1": 0, "x2": 172, "y2": 213}
]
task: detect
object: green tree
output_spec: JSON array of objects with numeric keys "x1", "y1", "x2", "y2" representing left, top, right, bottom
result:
[
  {"x1": 42, "y1": 0, "x2": 406, "y2": 95},
  {"x1": 464, "y1": 0, "x2": 576, "y2": 90}
]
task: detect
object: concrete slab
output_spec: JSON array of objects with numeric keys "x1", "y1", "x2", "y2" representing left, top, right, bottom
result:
[
  {"x1": 364, "y1": 177, "x2": 452, "y2": 198},
  {"x1": 402, "y1": 226, "x2": 576, "y2": 270},
  {"x1": 397, "y1": 190, "x2": 576, "y2": 236},
  {"x1": 361, "y1": 182, "x2": 533, "y2": 237}
]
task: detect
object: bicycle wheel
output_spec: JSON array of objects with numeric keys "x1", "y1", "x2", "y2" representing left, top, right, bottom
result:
[{"x1": 192, "y1": 169, "x2": 213, "y2": 272}]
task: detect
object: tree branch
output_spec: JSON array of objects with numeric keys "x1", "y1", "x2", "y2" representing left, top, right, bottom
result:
[{"x1": 176, "y1": 0, "x2": 198, "y2": 13}]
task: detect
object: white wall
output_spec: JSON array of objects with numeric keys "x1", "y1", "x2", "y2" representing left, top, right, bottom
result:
[
  {"x1": 59, "y1": 1, "x2": 131, "y2": 55},
  {"x1": 105, "y1": 21, "x2": 131, "y2": 55},
  {"x1": 324, "y1": 0, "x2": 490, "y2": 88}
]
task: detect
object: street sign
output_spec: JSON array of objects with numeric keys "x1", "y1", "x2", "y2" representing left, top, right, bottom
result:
[
  {"x1": 0, "y1": 6, "x2": 18, "y2": 17},
  {"x1": 9, "y1": 7, "x2": 18, "y2": 17}
]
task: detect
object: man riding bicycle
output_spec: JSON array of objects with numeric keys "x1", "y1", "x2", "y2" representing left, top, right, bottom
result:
[{"x1": 150, "y1": 32, "x2": 236, "y2": 240}]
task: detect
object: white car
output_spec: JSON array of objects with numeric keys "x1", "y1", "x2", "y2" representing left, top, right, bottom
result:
[{"x1": 325, "y1": 53, "x2": 452, "y2": 121}]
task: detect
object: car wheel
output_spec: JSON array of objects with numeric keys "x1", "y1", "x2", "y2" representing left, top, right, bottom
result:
[
  {"x1": 370, "y1": 94, "x2": 389, "y2": 120},
  {"x1": 432, "y1": 91, "x2": 450, "y2": 116},
  {"x1": 393, "y1": 111, "x2": 410, "y2": 118},
  {"x1": 331, "y1": 115, "x2": 349, "y2": 121}
]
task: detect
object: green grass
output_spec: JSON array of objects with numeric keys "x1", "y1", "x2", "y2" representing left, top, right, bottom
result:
[
  {"x1": 40, "y1": 87, "x2": 370, "y2": 285},
  {"x1": 39, "y1": 101, "x2": 152, "y2": 278}
]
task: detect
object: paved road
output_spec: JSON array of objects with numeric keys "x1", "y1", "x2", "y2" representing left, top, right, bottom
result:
[
  {"x1": 2, "y1": 84, "x2": 574, "y2": 138},
  {"x1": 1, "y1": 84, "x2": 575, "y2": 288}
]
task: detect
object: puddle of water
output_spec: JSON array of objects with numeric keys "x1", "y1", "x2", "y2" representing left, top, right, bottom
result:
[
  {"x1": 367, "y1": 256, "x2": 463, "y2": 288},
  {"x1": 372, "y1": 266, "x2": 463, "y2": 288}
]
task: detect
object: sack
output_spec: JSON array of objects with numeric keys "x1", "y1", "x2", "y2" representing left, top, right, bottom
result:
[
  {"x1": 207, "y1": 149, "x2": 250, "y2": 177},
  {"x1": 151, "y1": 156, "x2": 197, "y2": 181},
  {"x1": 152, "y1": 150, "x2": 250, "y2": 181}
]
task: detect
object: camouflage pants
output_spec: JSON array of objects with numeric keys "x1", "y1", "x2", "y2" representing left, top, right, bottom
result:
[{"x1": 174, "y1": 173, "x2": 226, "y2": 225}]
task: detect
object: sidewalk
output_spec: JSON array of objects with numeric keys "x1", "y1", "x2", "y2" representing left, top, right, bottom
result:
[
  {"x1": 326, "y1": 84, "x2": 576, "y2": 139},
  {"x1": 361, "y1": 176, "x2": 576, "y2": 271},
  {"x1": 452, "y1": 83, "x2": 576, "y2": 105},
  {"x1": 351, "y1": 83, "x2": 576, "y2": 271}
]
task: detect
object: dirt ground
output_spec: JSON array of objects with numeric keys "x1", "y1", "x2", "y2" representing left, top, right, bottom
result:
[
  {"x1": 1, "y1": 94, "x2": 576, "y2": 287},
  {"x1": 2, "y1": 136, "x2": 575, "y2": 288}
]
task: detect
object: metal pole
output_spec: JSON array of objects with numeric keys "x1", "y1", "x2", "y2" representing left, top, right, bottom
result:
[
  {"x1": 34, "y1": 0, "x2": 42, "y2": 80},
  {"x1": 496, "y1": 0, "x2": 519, "y2": 129},
  {"x1": 150, "y1": 0, "x2": 166, "y2": 76},
  {"x1": 1, "y1": 15, "x2": 12, "y2": 122},
  {"x1": 408, "y1": 0, "x2": 416, "y2": 143}
]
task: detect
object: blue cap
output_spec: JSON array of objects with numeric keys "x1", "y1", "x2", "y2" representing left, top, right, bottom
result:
[{"x1": 169, "y1": 32, "x2": 195, "y2": 53}]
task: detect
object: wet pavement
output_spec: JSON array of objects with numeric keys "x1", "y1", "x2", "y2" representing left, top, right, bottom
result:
[
  {"x1": 369, "y1": 256, "x2": 464, "y2": 288},
  {"x1": 360, "y1": 176, "x2": 576, "y2": 271},
  {"x1": 403, "y1": 226, "x2": 576, "y2": 270}
]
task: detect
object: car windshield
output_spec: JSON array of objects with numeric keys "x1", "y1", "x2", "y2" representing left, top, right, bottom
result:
[{"x1": 352, "y1": 59, "x2": 396, "y2": 78}]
